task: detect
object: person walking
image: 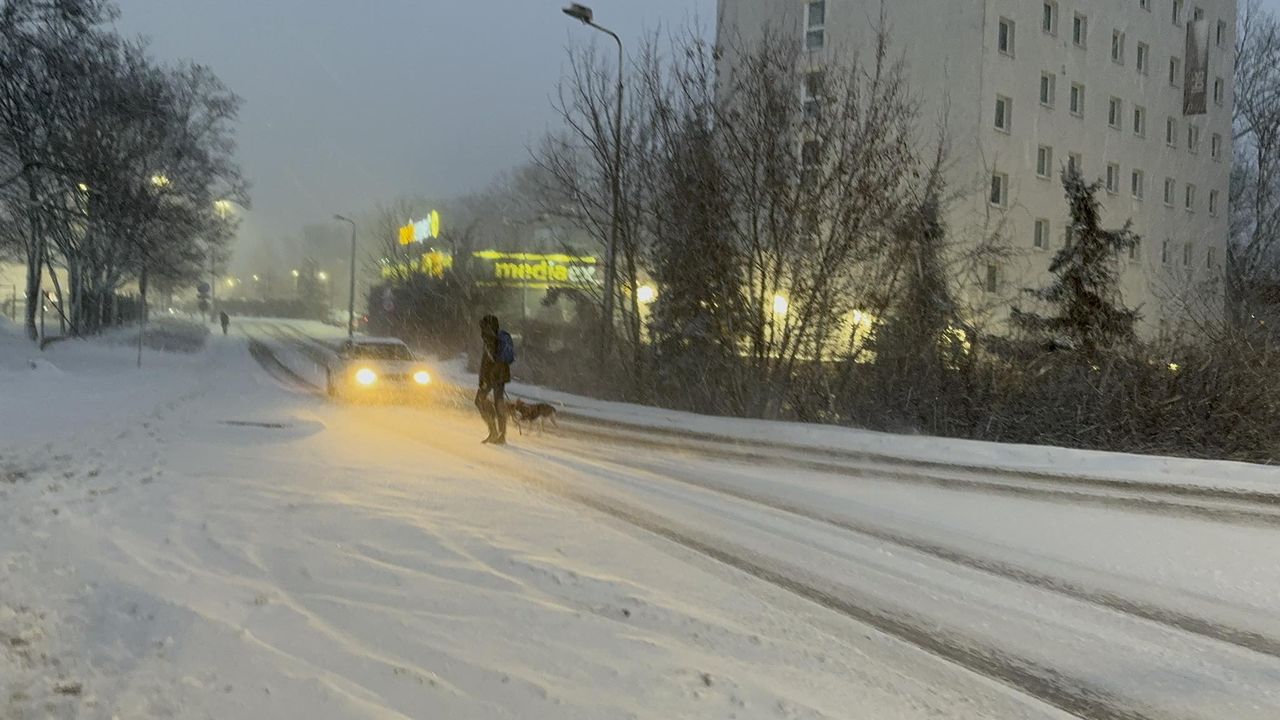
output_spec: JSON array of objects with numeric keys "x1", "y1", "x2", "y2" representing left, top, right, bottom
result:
[
  {"x1": 475, "y1": 314, "x2": 513, "y2": 444},
  {"x1": 219, "y1": 311, "x2": 230, "y2": 336}
]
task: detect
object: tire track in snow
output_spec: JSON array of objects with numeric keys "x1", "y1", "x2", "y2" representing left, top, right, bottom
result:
[
  {"x1": 556, "y1": 412, "x2": 1280, "y2": 511},
  {"x1": 359, "y1": 411, "x2": 1165, "y2": 720},
  {"x1": 552, "y1": 441, "x2": 1280, "y2": 661},
  {"x1": 553, "y1": 419, "x2": 1280, "y2": 528}
]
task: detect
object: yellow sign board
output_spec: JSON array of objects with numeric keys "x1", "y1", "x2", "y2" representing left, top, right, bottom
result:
[
  {"x1": 472, "y1": 250, "x2": 599, "y2": 289},
  {"x1": 398, "y1": 210, "x2": 443, "y2": 246}
]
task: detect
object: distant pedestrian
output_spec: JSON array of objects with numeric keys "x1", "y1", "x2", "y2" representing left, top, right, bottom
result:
[
  {"x1": 475, "y1": 314, "x2": 514, "y2": 444},
  {"x1": 219, "y1": 311, "x2": 230, "y2": 335}
]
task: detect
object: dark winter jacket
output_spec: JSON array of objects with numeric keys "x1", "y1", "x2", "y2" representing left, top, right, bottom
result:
[{"x1": 479, "y1": 315, "x2": 510, "y2": 387}]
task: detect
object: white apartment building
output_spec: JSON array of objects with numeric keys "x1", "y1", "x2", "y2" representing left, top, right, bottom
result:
[{"x1": 717, "y1": 0, "x2": 1235, "y2": 336}]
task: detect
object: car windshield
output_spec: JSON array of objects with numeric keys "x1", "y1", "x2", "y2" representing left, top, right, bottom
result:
[{"x1": 349, "y1": 344, "x2": 413, "y2": 361}]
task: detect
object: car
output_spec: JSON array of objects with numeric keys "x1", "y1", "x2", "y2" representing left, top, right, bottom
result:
[{"x1": 325, "y1": 337, "x2": 434, "y2": 401}]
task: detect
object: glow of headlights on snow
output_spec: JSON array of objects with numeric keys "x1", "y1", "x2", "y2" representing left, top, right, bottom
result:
[
  {"x1": 355, "y1": 368, "x2": 377, "y2": 386},
  {"x1": 413, "y1": 371, "x2": 431, "y2": 385}
]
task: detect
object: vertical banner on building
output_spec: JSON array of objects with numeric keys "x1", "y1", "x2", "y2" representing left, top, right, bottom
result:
[{"x1": 1183, "y1": 18, "x2": 1210, "y2": 115}]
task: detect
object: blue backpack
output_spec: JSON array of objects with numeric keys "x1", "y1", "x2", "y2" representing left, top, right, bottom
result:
[{"x1": 496, "y1": 330, "x2": 516, "y2": 365}]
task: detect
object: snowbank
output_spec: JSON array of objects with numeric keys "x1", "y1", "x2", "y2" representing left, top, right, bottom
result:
[{"x1": 427, "y1": 360, "x2": 1280, "y2": 495}]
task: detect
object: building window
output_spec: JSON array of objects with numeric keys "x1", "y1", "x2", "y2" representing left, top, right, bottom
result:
[
  {"x1": 1130, "y1": 238, "x2": 1142, "y2": 261},
  {"x1": 1137, "y1": 42, "x2": 1149, "y2": 74},
  {"x1": 1132, "y1": 169, "x2": 1145, "y2": 199},
  {"x1": 998, "y1": 17, "x2": 1015, "y2": 55},
  {"x1": 1170, "y1": 57, "x2": 1182, "y2": 88},
  {"x1": 1184, "y1": 243, "x2": 1193, "y2": 267},
  {"x1": 1194, "y1": 6, "x2": 1204, "y2": 21},
  {"x1": 802, "y1": 140, "x2": 820, "y2": 166},
  {"x1": 1209, "y1": 189, "x2": 1219, "y2": 216},
  {"x1": 1214, "y1": 77, "x2": 1224, "y2": 106},
  {"x1": 1211, "y1": 133, "x2": 1223, "y2": 160},
  {"x1": 1188, "y1": 124, "x2": 1200, "y2": 153},
  {"x1": 1111, "y1": 30, "x2": 1125, "y2": 64},
  {"x1": 1133, "y1": 105, "x2": 1146, "y2": 136},
  {"x1": 990, "y1": 172, "x2": 1007, "y2": 206},
  {"x1": 1162, "y1": 239, "x2": 1170, "y2": 264},
  {"x1": 1070, "y1": 83, "x2": 1085, "y2": 116},
  {"x1": 1034, "y1": 218, "x2": 1050, "y2": 249},
  {"x1": 1106, "y1": 163, "x2": 1120, "y2": 194},
  {"x1": 1068, "y1": 152, "x2": 1083, "y2": 176},
  {"x1": 803, "y1": 70, "x2": 824, "y2": 119},
  {"x1": 805, "y1": 1, "x2": 825, "y2": 50},
  {"x1": 1036, "y1": 145, "x2": 1053, "y2": 178},
  {"x1": 1207, "y1": 247, "x2": 1217, "y2": 268},
  {"x1": 1185, "y1": 183, "x2": 1196, "y2": 210},
  {"x1": 1040, "y1": 72, "x2": 1056, "y2": 107},
  {"x1": 994, "y1": 95, "x2": 1011, "y2": 132},
  {"x1": 1140, "y1": 0, "x2": 1151, "y2": 10},
  {"x1": 1073, "y1": 13, "x2": 1087, "y2": 47},
  {"x1": 1043, "y1": 2, "x2": 1058, "y2": 34},
  {"x1": 1166, "y1": 117, "x2": 1177, "y2": 147},
  {"x1": 1217, "y1": 19, "x2": 1228, "y2": 47},
  {"x1": 985, "y1": 264, "x2": 999, "y2": 293},
  {"x1": 1108, "y1": 97, "x2": 1122, "y2": 129},
  {"x1": 1164, "y1": 177, "x2": 1176, "y2": 206},
  {"x1": 1173, "y1": 0, "x2": 1183, "y2": 25}
]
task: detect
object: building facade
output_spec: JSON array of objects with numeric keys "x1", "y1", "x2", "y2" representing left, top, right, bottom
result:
[{"x1": 717, "y1": 0, "x2": 1236, "y2": 336}]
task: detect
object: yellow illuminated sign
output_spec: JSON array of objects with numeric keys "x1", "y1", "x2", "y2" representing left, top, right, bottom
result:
[
  {"x1": 472, "y1": 250, "x2": 599, "y2": 290},
  {"x1": 398, "y1": 210, "x2": 443, "y2": 245}
]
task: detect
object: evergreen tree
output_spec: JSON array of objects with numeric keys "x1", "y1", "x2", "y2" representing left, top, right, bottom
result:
[{"x1": 1013, "y1": 168, "x2": 1140, "y2": 355}]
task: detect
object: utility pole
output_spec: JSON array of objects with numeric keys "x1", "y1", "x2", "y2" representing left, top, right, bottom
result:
[
  {"x1": 563, "y1": 3, "x2": 624, "y2": 363},
  {"x1": 209, "y1": 254, "x2": 217, "y2": 323},
  {"x1": 334, "y1": 215, "x2": 357, "y2": 339},
  {"x1": 137, "y1": 264, "x2": 147, "y2": 368}
]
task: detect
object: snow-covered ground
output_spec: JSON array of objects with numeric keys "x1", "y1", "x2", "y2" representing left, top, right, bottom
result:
[{"x1": 3, "y1": 316, "x2": 1279, "y2": 719}]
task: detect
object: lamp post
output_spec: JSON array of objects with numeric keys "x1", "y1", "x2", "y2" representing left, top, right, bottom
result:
[
  {"x1": 334, "y1": 214, "x2": 357, "y2": 339},
  {"x1": 563, "y1": 3, "x2": 623, "y2": 362}
]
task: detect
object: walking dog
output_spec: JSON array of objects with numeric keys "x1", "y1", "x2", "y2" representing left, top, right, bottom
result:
[{"x1": 509, "y1": 399, "x2": 559, "y2": 434}]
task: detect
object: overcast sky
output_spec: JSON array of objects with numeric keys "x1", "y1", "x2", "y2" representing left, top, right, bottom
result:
[
  {"x1": 113, "y1": 0, "x2": 1274, "y2": 263},
  {"x1": 112, "y1": 0, "x2": 714, "y2": 259}
]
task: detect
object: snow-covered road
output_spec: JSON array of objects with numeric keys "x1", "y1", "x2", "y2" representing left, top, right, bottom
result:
[{"x1": 3, "y1": 318, "x2": 1279, "y2": 719}]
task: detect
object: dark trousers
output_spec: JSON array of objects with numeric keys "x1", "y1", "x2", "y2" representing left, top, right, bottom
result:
[{"x1": 475, "y1": 382, "x2": 507, "y2": 438}]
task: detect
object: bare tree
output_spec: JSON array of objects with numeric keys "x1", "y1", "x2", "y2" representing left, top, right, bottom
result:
[
  {"x1": 0, "y1": 0, "x2": 245, "y2": 338},
  {"x1": 1230, "y1": 0, "x2": 1280, "y2": 329}
]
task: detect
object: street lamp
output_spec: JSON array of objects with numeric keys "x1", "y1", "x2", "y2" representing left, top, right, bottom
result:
[
  {"x1": 334, "y1": 214, "x2": 357, "y2": 339},
  {"x1": 563, "y1": 3, "x2": 623, "y2": 363}
]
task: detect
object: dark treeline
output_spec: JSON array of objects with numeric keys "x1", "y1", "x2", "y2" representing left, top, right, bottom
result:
[{"x1": 0, "y1": 0, "x2": 246, "y2": 340}]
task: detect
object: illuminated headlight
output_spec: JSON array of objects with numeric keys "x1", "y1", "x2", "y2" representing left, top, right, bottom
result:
[
  {"x1": 413, "y1": 370, "x2": 431, "y2": 385},
  {"x1": 355, "y1": 368, "x2": 377, "y2": 386}
]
